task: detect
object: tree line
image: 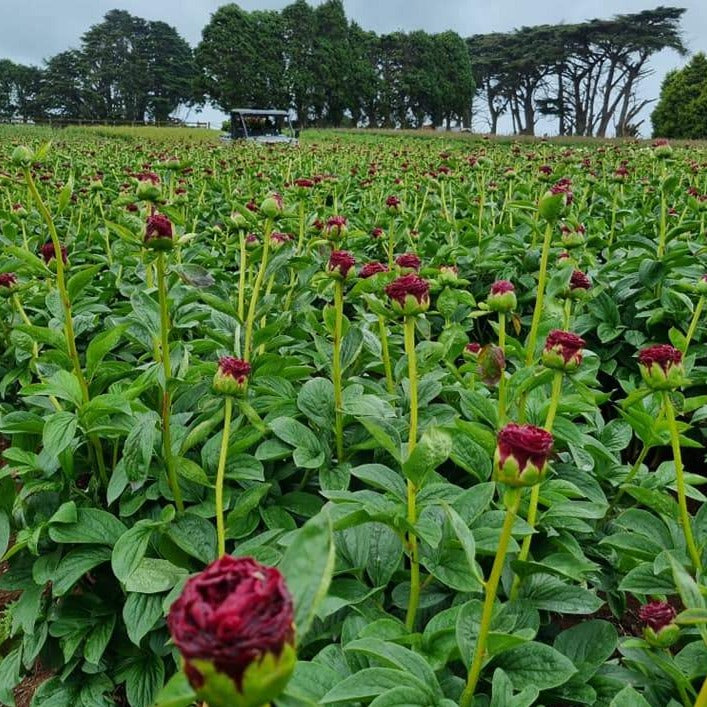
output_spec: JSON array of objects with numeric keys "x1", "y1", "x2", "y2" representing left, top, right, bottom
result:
[{"x1": 0, "y1": 2, "x2": 696, "y2": 137}]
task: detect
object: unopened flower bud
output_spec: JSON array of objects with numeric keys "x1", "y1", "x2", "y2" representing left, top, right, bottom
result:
[
  {"x1": 11, "y1": 146, "x2": 33, "y2": 167},
  {"x1": 325, "y1": 216, "x2": 347, "y2": 241},
  {"x1": 385, "y1": 274, "x2": 429, "y2": 317},
  {"x1": 542, "y1": 330, "x2": 585, "y2": 372},
  {"x1": 494, "y1": 423, "x2": 554, "y2": 487},
  {"x1": 327, "y1": 250, "x2": 356, "y2": 280},
  {"x1": 144, "y1": 214, "x2": 174, "y2": 251},
  {"x1": 639, "y1": 601, "x2": 679, "y2": 648},
  {"x1": 638, "y1": 344, "x2": 685, "y2": 390},
  {"x1": 213, "y1": 356, "x2": 251, "y2": 396},
  {"x1": 487, "y1": 280, "x2": 516, "y2": 313},
  {"x1": 260, "y1": 193, "x2": 284, "y2": 219}
]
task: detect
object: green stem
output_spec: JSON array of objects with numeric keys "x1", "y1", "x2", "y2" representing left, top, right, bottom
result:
[
  {"x1": 333, "y1": 280, "x2": 345, "y2": 463},
  {"x1": 215, "y1": 397, "x2": 232, "y2": 557},
  {"x1": 658, "y1": 177, "x2": 668, "y2": 258},
  {"x1": 498, "y1": 312, "x2": 507, "y2": 424},
  {"x1": 243, "y1": 220, "x2": 272, "y2": 361},
  {"x1": 387, "y1": 220, "x2": 396, "y2": 269},
  {"x1": 379, "y1": 315, "x2": 394, "y2": 394},
  {"x1": 510, "y1": 371, "x2": 563, "y2": 600},
  {"x1": 460, "y1": 488, "x2": 521, "y2": 707},
  {"x1": 156, "y1": 252, "x2": 184, "y2": 513},
  {"x1": 683, "y1": 295, "x2": 705, "y2": 353},
  {"x1": 404, "y1": 315, "x2": 420, "y2": 631},
  {"x1": 525, "y1": 221, "x2": 554, "y2": 367},
  {"x1": 237, "y1": 230, "x2": 247, "y2": 321},
  {"x1": 695, "y1": 674, "x2": 707, "y2": 707},
  {"x1": 663, "y1": 392, "x2": 702, "y2": 572},
  {"x1": 563, "y1": 298, "x2": 572, "y2": 330}
]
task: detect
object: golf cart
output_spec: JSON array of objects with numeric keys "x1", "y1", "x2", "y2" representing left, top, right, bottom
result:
[{"x1": 226, "y1": 108, "x2": 299, "y2": 145}]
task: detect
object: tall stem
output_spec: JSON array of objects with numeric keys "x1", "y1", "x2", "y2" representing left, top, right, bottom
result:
[
  {"x1": 683, "y1": 295, "x2": 705, "y2": 353},
  {"x1": 156, "y1": 252, "x2": 184, "y2": 513},
  {"x1": 379, "y1": 315, "x2": 395, "y2": 395},
  {"x1": 215, "y1": 397, "x2": 232, "y2": 557},
  {"x1": 525, "y1": 221, "x2": 554, "y2": 367},
  {"x1": 695, "y1": 674, "x2": 707, "y2": 707},
  {"x1": 498, "y1": 312, "x2": 507, "y2": 424},
  {"x1": 243, "y1": 220, "x2": 272, "y2": 361},
  {"x1": 387, "y1": 220, "x2": 396, "y2": 269},
  {"x1": 663, "y1": 392, "x2": 702, "y2": 572},
  {"x1": 332, "y1": 280, "x2": 345, "y2": 463},
  {"x1": 510, "y1": 371, "x2": 563, "y2": 600},
  {"x1": 460, "y1": 488, "x2": 521, "y2": 707},
  {"x1": 404, "y1": 315, "x2": 420, "y2": 631},
  {"x1": 237, "y1": 230, "x2": 247, "y2": 321},
  {"x1": 563, "y1": 298, "x2": 572, "y2": 330}
]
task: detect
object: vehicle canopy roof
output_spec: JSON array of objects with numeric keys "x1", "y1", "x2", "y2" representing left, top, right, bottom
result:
[{"x1": 231, "y1": 109, "x2": 290, "y2": 117}]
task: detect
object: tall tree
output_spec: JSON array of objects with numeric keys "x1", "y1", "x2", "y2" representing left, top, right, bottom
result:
[{"x1": 652, "y1": 53, "x2": 707, "y2": 139}]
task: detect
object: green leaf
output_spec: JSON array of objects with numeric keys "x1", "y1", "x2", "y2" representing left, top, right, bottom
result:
[
  {"x1": 0, "y1": 513, "x2": 10, "y2": 559},
  {"x1": 270, "y1": 416, "x2": 324, "y2": 469},
  {"x1": 123, "y1": 593, "x2": 164, "y2": 646},
  {"x1": 53, "y1": 546, "x2": 111, "y2": 596},
  {"x1": 167, "y1": 513, "x2": 217, "y2": 562},
  {"x1": 444, "y1": 505, "x2": 482, "y2": 586},
  {"x1": 609, "y1": 686, "x2": 652, "y2": 707},
  {"x1": 112, "y1": 524, "x2": 154, "y2": 584},
  {"x1": 0, "y1": 647, "x2": 22, "y2": 706},
  {"x1": 153, "y1": 671, "x2": 196, "y2": 707},
  {"x1": 124, "y1": 559, "x2": 187, "y2": 594},
  {"x1": 174, "y1": 457, "x2": 211, "y2": 487},
  {"x1": 520, "y1": 573, "x2": 604, "y2": 614},
  {"x1": 279, "y1": 512, "x2": 335, "y2": 638},
  {"x1": 48, "y1": 508, "x2": 127, "y2": 546},
  {"x1": 67, "y1": 264, "x2": 103, "y2": 300},
  {"x1": 402, "y1": 427, "x2": 452, "y2": 487},
  {"x1": 123, "y1": 413, "x2": 158, "y2": 485},
  {"x1": 368, "y1": 686, "x2": 437, "y2": 706},
  {"x1": 3, "y1": 245, "x2": 49, "y2": 275},
  {"x1": 86, "y1": 324, "x2": 129, "y2": 381},
  {"x1": 320, "y1": 668, "x2": 429, "y2": 704},
  {"x1": 42, "y1": 411, "x2": 78, "y2": 458},
  {"x1": 84, "y1": 614, "x2": 116, "y2": 664},
  {"x1": 124, "y1": 654, "x2": 165, "y2": 707},
  {"x1": 492, "y1": 642, "x2": 577, "y2": 691},
  {"x1": 554, "y1": 620, "x2": 617, "y2": 679}
]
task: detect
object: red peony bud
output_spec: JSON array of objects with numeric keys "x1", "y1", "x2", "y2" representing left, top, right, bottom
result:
[
  {"x1": 542, "y1": 330, "x2": 586, "y2": 372},
  {"x1": 293, "y1": 178, "x2": 315, "y2": 189},
  {"x1": 327, "y1": 250, "x2": 356, "y2": 279},
  {"x1": 487, "y1": 280, "x2": 516, "y2": 313},
  {"x1": 370, "y1": 227, "x2": 384, "y2": 239},
  {"x1": 0, "y1": 272, "x2": 18, "y2": 289},
  {"x1": 260, "y1": 193, "x2": 284, "y2": 218},
  {"x1": 269, "y1": 232, "x2": 291, "y2": 250},
  {"x1": 213, "y1": 357, "x2": 251, "y2": 396},
  {"x1": 167, "y1": 555, "x2": 295, "y2": 707},
  {"x1": 325, "y1": 215, "x2": 348, "y2": 241},
  {"x1": 360, "y1": 262, "x2": 389, "y2": 279},
  {"x1": 386, "y1": 195, "x2": 402, "y2": 214},
  {"x1": 638, "y1": 344, "x2": 685, "y2": 390},
  {"x1": 639, "y1": 601, "x2": 679, "y2": 647},
  {"x1": 145, "y1": 213, "x2": 174, "y2": 251},
  {"x1": 395, "y1": 252, "x2": 421, "y2": 272},
  {"x1": 385, "y1": 274, "x2": 430, "y2": 316},
  {"x1": 40, "y1": 241, "x2": 67, "y2": 265},
  {"x1": 494, "y1": 423, "x2": 554, "y2": 487}
]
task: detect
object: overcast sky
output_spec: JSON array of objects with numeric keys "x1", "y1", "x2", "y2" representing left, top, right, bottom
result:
[{"x1": 1, "y1": 0, "x2": 705, "y2": 134}]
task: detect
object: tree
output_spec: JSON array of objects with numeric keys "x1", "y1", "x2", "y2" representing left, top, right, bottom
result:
[
  {"x1": 0, "y1": 60, "x2": 43, "y2": 121},
  {"x1": 282, "y1": 0, "x2": 318, "y2": 125},
  {"x1": 652, "y1": 53, "x2": 707, "y2": 139}
]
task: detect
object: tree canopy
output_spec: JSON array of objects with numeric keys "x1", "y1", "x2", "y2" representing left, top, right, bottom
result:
[{"x1": 652, "y1": 52, "x2": 707, "y2": 139}]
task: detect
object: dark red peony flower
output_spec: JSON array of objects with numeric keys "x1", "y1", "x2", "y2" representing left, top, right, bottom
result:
[
  {"x1": 385, "y1": 274, "x2": 430, "y2": 316},
  {"x1": 327, "y1": 250, "x2": 356, "y2": 279},
  {"x1": 0, "y1": 273, "x2": 18, "y2": 289},
  {"x1": 570, "y1": 270, "x2": 591, "y2": 290},
  {"x1": 395, "y1": 252, "x2": 421, "y2": 272},
  {"x1": 638, "y1": 344, "x2": 682, "y2": 373},
  {"x1": 466, "y1": 342, "x2": 481, "y2": 354},
  {"x1": 293, "y1": 178, "x2": 314, "y2": 188},
  {"x1": 370, "y1": 227, "x2": 384, "y2": 239},
  {"x1": 360, "y1": 262, "x2": 389, "y2": 278},
  {"x1": 494, "y1": 423, "x2": 554, "y2": 487},
  {"x1": 490, "y1": 280, "x2": 514, "y2": 295},
  {"x1": 638, "y1": 344, "x2": 684, "y2": 390},
  {"x1": 543, "y1": 330, "x2": 586, "y2": 371},
  {"x1": 386, "y1": 195, "x2": 401, "y2": 212},
  {"x1": 146, "y1": 214, "x2": 173, "y2": 240},
  {"x1": 639, "y1": 601, "x2": 676, "y2": 632},
  {"x1": 167, "y1": 556, "x2": 295, "y2": 696},
  {"x1": 40, "y1": 241, "x2": 67, "y2": 264},
  {"x1": 325, "y1": 215, "x2": 347, "y2": 240}
]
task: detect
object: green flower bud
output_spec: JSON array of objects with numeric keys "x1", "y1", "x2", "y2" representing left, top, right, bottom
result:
[
  {"x1": 638, "y1": 345, "x2": 685, "y2": 391},
  {"x1": 487, "y1": 280, "x2": 516, "y2": 313},
  {"x1": 11, "y1": 146, "x2": 33, "y2": 167},
  {"x1": 213, "y1": 357, "x2": 251, "y2": 397},
  {"x1": 493, "y1": 423, "x2": 554, "y2": 488}
]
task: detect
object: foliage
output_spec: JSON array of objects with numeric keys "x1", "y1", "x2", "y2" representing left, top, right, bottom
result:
[
  {"x1": 0, "y1": 125, "x2": 705, "y2": 707},
  {"x1": 652, "y1": 53, "x2": 707, "y2": 139}
]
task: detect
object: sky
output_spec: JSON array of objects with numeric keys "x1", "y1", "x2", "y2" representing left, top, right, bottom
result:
[{"x1": 1, "y1": 0, "x2": 705, "y2": 135}]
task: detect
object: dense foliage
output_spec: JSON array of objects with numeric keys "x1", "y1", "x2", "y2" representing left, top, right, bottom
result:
[
  {"x1": 652, "y1": 53, "x2": 707, "y2": 140},
  {"x1": 0, "y1": 126, "x2": 706, "y2": 707}
]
